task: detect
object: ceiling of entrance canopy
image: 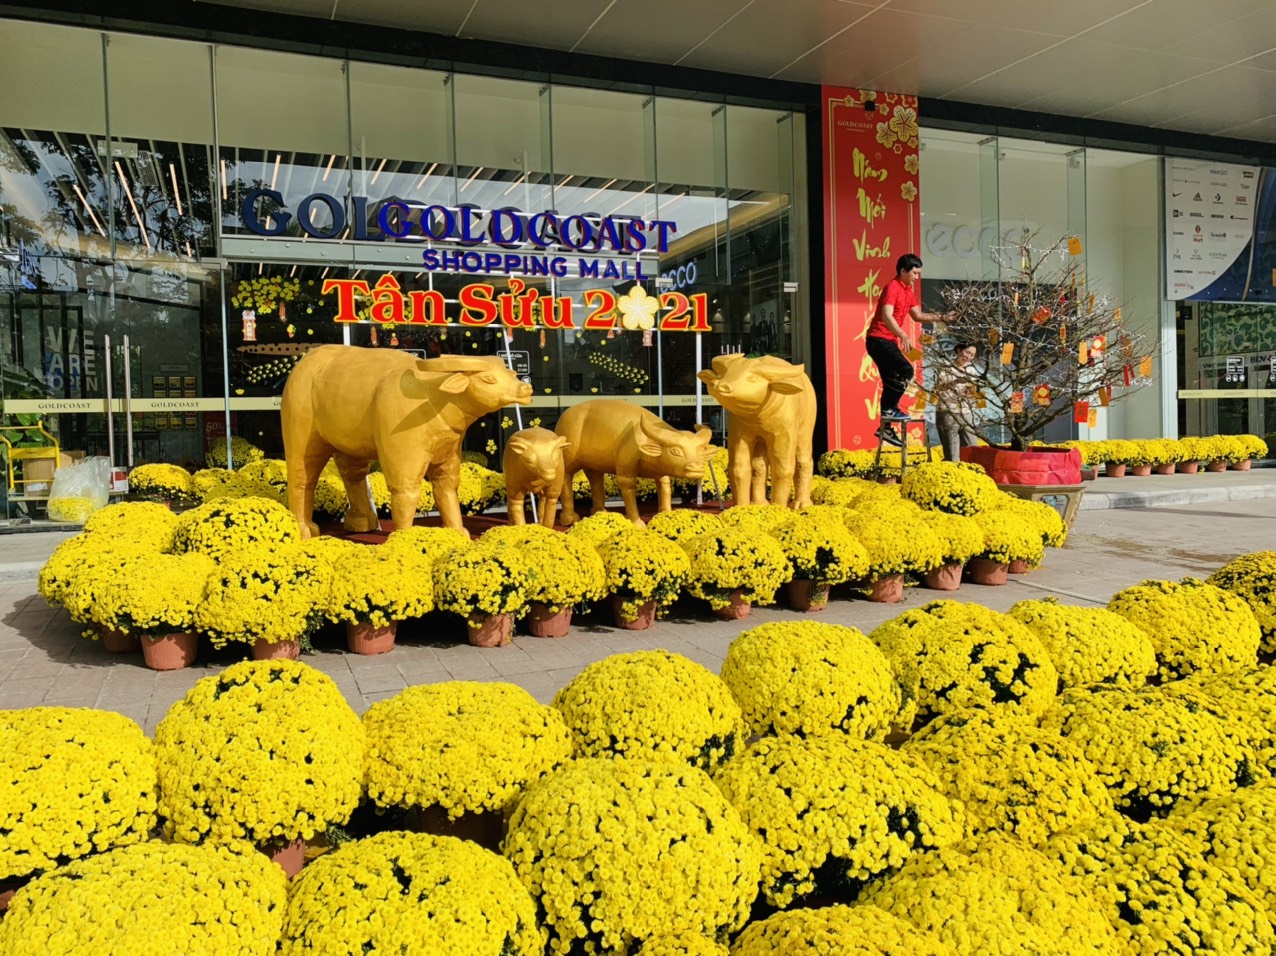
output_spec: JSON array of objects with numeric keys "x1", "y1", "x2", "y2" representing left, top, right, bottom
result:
[{"x1": 198, "y1": 0, "x2": 1276, "y2": 143}]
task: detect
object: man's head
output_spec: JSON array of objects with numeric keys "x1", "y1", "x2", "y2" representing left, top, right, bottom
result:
[{"x1": 896, "y1": 253, "x2": 923, "y2": 286}]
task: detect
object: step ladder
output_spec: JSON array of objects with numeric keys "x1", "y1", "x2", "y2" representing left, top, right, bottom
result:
[{"x1": 872, "y1": 415, "x2": 933, "y2": 480}]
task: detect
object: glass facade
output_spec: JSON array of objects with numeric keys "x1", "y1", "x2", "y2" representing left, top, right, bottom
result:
[{"x1": 1, "y1": 19, "x2": 807, "y2": 484}]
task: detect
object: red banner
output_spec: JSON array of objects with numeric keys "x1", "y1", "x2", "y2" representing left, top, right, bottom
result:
[{"x1": 822, "y1": 88, "x2": 921, "y2": 450}]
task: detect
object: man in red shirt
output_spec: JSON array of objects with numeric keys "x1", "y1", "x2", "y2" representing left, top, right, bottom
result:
[{"x1": 867, "y1": 253, "x2": 926, "y2": 442}]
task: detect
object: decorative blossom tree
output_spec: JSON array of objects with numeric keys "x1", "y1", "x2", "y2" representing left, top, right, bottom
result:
[{"x1": 926, "y1": 235, "x2": 1156, "y2": 451}]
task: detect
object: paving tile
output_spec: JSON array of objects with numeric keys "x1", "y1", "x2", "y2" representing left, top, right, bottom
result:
[{"x1": 353, "y1": 666, "x2": 409, "y2": 695}]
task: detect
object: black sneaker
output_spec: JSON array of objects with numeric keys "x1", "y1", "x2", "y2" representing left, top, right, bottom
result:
[{"x1": 875, "y1": 426, "x2": 903, "y2": 446}]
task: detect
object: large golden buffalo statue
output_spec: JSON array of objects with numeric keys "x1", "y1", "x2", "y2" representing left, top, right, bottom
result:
[
  {"x1": 697, "y1": 354, "x2": 816, "y2": 508},
  {"x1": 281, "y1": 346, "x2": 531, "y2": 536}
]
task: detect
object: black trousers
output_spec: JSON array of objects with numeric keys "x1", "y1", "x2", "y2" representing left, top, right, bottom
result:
[{"x1": 865, "y1": 336, "x2": 914, "y2": 415}]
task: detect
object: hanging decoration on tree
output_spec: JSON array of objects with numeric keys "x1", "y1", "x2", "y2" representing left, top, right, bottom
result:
[
  {"x1": 1073, "y1": 401, "x2": 1090, "y2": 424},
  {"x1": 1138, "y1": 356, "x2": 1154, "y2": 378},
  {"x1": 921, "y1": 233, "x2": 1156, "y2": 450},
  {"x1": 1087, "y1": 408, "x2": 1099, "y2": 428}
]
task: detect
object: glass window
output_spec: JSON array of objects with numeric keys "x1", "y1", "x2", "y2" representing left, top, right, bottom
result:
[{"x1": 453, "y1": 74, "x2": 551, "y2": 215}]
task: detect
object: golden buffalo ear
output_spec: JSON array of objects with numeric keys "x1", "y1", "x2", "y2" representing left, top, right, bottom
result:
[
  {"x1": 699, "y1": 444, "x2": 721, "y2": 461},
  {"x1": 508, "y1": 437, "x2": 530, "y2": 455},
  {"x1": 553, "y1": 437, "x2": 570, "y2": 452},
  {"x1": 769, "y1": 379, "x2": 804, "y2": 395},
  {"x1": 693, "y1": 424, "x2": 713, "y2": 441},
  {"x1": 634, "y1": 419, "x2": 663, "y2": 459},
  {"x1": 437, "y1": 372, "x2": 471, "y2": 395}
]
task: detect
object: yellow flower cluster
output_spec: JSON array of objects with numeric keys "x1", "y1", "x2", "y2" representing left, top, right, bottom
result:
[
  {"x1": 596, "y1": 528, "x2": 691, "y2": 618},
  {"x1": 382, "y1": 525, "x2": 472, "y2": 559},
  {"x1": 1176, "y1": 664, "x2": 1276, "y2": 777},
  {"x1": 564, "y1": 509, "x2": 635, "y2": 547},
  {"x1": 900, "y1": 460, "x2": 1000, "y2": 515},
  {"x1": 364, "y1": 682, "x2": 573, "y2": 818},
  {"x1": 60, "y1": 548, "x2": 165, "y2": 633},
  {"x1": 1042, "y1": 684, "x2": 1256, "y2": 818},
  {"x1": 0, "y1": 708, "x2": 156, "y2": 881},
  {"x1": 458, "y1": 461, "x2": 507, "y2": 514},
  {"x1": 1208, "y1": 550, "x2": 1276, "y2": 654},
  {"x1": 639, "y1": 935, "x2": 729, "y2": 956},
  {"x1": 325, "y1": 545, "x2": 433, "y2": 628},
  {"x1": 0, "y1": 841, "x2": 287, "y2": 956},
  {"x1": 720, "y1": 621, "x2": 901, "y2": 740},
  {"x1": 503, "y1": 757, "x2": 761, "y2": 955},
  {"x1": 1009, "y1": 597, "x2": 1158, "y2": 691},
  {"x1": 553, "y1": 651, "x2": 743, "y2": 770},
  {"x1": 990, "y1": 494, "x2": 1069, "y2": 547},
  {"x1": 732, "y1": 904, "x2": 957, "y2": 956},
  {"x1": 767, "y1": 514, "x2": 870, "y2": 585},
  {"x1": 312, "y1": 463, "x2": 349, "y2": 519},
  {"x1": 1068, "y1": 434, "x2": 1268, "y2": 466},
  {"x1": 127, "y1": 462, "x2": 197, "y2": 503},
  {"x1": 433, "y1": 543, "x2": 530, "y2": 618},
  {"x1": 714, "y1": 734, "x2": 963, "y2": 908},
  {"x1": 844, "y1": 511, "x2": 942, "y2": 577},
  {"x1": 89, "y1": 552, "x2": 216, "y2": 637},
  {"x1": 235, "y1": 458, "x2": 289, "y2": 502},
  {"x1": 871, "y1": 601, "x2": 1058, "y2": 729},
  {"x1": 1108, "y1": 578, "x2": 1261, "y2": 681},
  {"x1": 280, "y1": 832, "x2": 544, "y2": 955},
  {"x1": 683, "y1": 528, "x2": 789, "y2": 609},
  {"x1": 38, "y1": 533, "x2": 151, "y2": 608},
  {"x1": 81, "y1": 500, "x2": 178, "y2": 550},
  {"x1": 195, "y1": 542, "x2": 332, "y2": 646},
  {"x1": 1046, "y1": 814, "x2": 1275, "y2": 955},
  {"x1": 173, "y1": 495, "x2": 299, "y2": 560},
  {"x1": 719, "y1": 503, "x2": 795, "y2": 534},
  {"x1": 192, "y1": 466, "x2": 238, "y2": 501},
  {"x1": 817, "y1": 447, "x2": 941, "y2": 479},
  {"x1": 918, "y1": 510, "x2": 985, "y2": 566},
  {"x1": 672, "y1": 446, "x2": 730, "y2": 501},
  {"x1": 1171, "y1": 781, "x2": 1276, "y2": 914},
  {"x1": 971, "y1": 509, "x2": 1046, "y2": 565},
  {"x1": 861, "y1": 833, "x2": 1123, "y2": 956},
  {"x1": 481, "y1": 524, "x2": 606, "y2": 610},
  {"x1": 903, "y1": 707, "x2": 1114, "y2": 845},
  {"x1": 646, "y1": 507, "x2": 724, "y2": 542},
  {"x1": 154, "y1": 660, "x2": 364, "y2": 845},
  {"x1": 204, "y1": 435, "x2": 265, "y2": 470},
  {"x1": 45, "y1": 496, "x2": 97, "y2": 523},
  {"x1": 230, "y1": 274, "x2": 300, "y2": 313},
  {"x1": 811, "y1": 475, "x2": 873, "y2": 507}
]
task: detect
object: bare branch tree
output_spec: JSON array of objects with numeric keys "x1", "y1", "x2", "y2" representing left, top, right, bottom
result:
[{"x1": 926, "y1": 234, "x2": 1157, "y2": 451}]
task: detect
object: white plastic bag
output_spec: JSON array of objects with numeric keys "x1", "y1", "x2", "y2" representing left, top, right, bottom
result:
[{"x1": 46, "y1": 456, "x2": 111, "y2": 523}]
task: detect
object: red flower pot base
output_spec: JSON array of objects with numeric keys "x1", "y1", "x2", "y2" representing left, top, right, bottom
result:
[
  {"x1": 347, "y1": 621, "x2": 397, "y2": 655},
  {"x1": 263, "y1": 837, "x2": 306, "y2": 879},
  {"x1": 924, "y1": 563, "x2": 963, "y2": 591},
  {"x1": 1129, "y1": 465, "x2": 1153, "y2": 477},
  {"x1": 610, "y1": 596, "x2": 658, "y2": 630},
  {"x1": 712, "y1": 590, "x2": 752, "y2": 620},
  {"x1": 467, "y1": 613, "x2": 513, "y2": 647},
  {"x1": 1104, "y1": 463, "x2": 1127, "y2": 478},
  {"x1": 967, "y1": 559, "x2": 1009, "y2": 586},
  {"x1": 252, "y1": 638, "x2": 300, "y2": 661},
  {"x1": 1153, "y1": 464, "x2": 1176, "y2": 475},
  {"x1": 1008, "y1": 558, "x2": 1034, "y2": 575},
  {"x1": 142, "y1": 632, "x2": 198, "y2": 670},
  {"x1": 1206, "y1": 460, "x2": 1228, "y2": 473},
  {"x1": 1180, "y1": 461, "x2": 1200, "y2": 474},
  {"x1": 0, "y1": 876, "x2": 30, "y2": 913},
  {"x1": 1231, "y1": 460, "x2": 1253, "y2": 471},
  {"x1": 99, "y1": 626, "x2": 141, "y2": 654},
  {"x1": 867, "y1": 574, "x2": 905, "y2": 603},
  {"x1": 787, "y1": 579, "x2": 830, "y2": 612},
  {"x1": 526, "y1": 603, "x2": 572, "y2": 638}
]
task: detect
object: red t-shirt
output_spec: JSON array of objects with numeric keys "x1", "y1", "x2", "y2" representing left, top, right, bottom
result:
[{"x1": 868, "y1": 278, "x2": 917, "y2": 344}]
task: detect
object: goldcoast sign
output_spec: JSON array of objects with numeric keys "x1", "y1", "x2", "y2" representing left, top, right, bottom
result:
[{"x1": 322, "y1": 274, "x2": 711, "y2": 332}]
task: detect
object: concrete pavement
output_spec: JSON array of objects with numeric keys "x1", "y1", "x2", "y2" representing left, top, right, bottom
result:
[{"x1": 2, "y1": 477, "x2": 1275, "y2": 734}]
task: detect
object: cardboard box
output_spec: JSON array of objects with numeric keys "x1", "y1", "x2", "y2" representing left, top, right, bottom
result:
[{"x1": 21, "y1": 450, "x2": 86, "y2": 495}]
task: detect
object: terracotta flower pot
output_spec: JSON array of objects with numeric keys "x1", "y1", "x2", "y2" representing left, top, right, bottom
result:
[
  {"x1": 1180, "y1": 461, "x2": 1200, "y2": 474},
  {"x1": 967, "y1": 558, "x2": 1008, "y2": 586},
  {"x1": 252, "y1": 638, "x2": 300, "y2": 661},
  {"x1": 1080, "y1": 467, "x2": 1098, "y2": 481},
  {"x1": 924, "y1": 563, "x2": 963, "y2": 591},
  {"x1": 610, "y1": 595, "x2": 658, "y2": 630},
  {"x1": 1129, "y1": 464, "x2": 1153, "y2": 476},
  {"x1": 1206, "y1": 460, "x2": 1228, "y2": 472},
  {"x1": 712, "y1": 590, "x2": 752, "y2": 621},
  {"x1": 467, "y1": 612, "x2": 513, "y2": 647},
  {"x1": 262, "y1": 837, "x2": 306, "y2": 879},
  {"x1": 1231, "y1": 459, "x2": 1253, "y2": 471},
  {"x1": 98, "y1": 625, "x2": 141, "y2": 654},
  {"x1": 141, "y1": 632, "x2": 198, "y2": 671},
  {"x1": 526, "y1": 602, "x2": 572, "y2": 638},
  {"x1": 412, "y1": 804, "x2": 504, "y2": 854},
  {"x1": 1153, "y1": 464, "x2": 1176, "y2": 475},
  {"x1": 1104, "y1": 463, "x2": 1127, "y2": 478},
  {"x1": 0, "y1": 876, "x2": 29, "y2": 913},
  {"x1": 347, "y1": 620, "x2": 397, "y2": 655},
  {"x1": 867, "y1": 574, "x2": 905, "y2": 603},
  {"x1": 1008, "y1": 558, "x2": 1034, "y2": 574},
  {"x1": 787, "y1": 579, "x2": 830, "y2": 612}
]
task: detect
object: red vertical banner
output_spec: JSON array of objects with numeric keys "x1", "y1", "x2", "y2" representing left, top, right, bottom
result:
[{"x1": 822, "y1": 88, "x2": 921, "y2": 450}]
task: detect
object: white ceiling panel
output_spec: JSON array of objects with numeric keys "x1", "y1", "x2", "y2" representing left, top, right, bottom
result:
[{"x1": 192, "y1": 0, "x2": 1276, "y2": 142}]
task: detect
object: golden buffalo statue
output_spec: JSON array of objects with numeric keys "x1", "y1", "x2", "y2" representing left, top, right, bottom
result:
[
  {"x1": 503, "y1": 427, "x2": 570, "y2": 528},
  {"x1": 281, "y1": 346, "x2": 532, "y2": 537},
  {"x1": 553, "y1": 399, "x2": 718, "y2": 527},
  {"x1": 697, "y1": 354, "x2": 816, "y2": 508}
]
